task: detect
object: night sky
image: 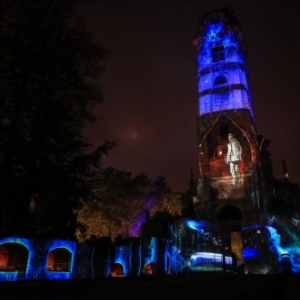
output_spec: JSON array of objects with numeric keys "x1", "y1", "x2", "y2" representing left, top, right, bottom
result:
[{"x1": 82, "y1": 0, "x2": 300, "y2": 191}]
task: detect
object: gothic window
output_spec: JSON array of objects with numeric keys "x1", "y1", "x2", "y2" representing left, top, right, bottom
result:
[{"x1": 212, "y1": 45, "x2": 225, "y2": 62}]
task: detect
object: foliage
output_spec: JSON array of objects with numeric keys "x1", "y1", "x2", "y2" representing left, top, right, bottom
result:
[
  {"x1": 0, "y1": 0, "x2": 114, "y2": 239},
  {"x1": 147, "y1": 176, "x2": 182, "y2": 217},
  {"x1": 141, "y1": 177, "x2": 183, "y2": 238},
  {"x1": 76, "y1": 168, "x2": 150, "y2": 242},
  {"x1": 75, "y1": 168, "x2": 182, "y2": 242}
]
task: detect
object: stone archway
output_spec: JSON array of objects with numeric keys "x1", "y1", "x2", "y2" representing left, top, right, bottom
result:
[
  {"x1": 47, "y1": 248, "x2": 72, "y2": 272},
  {"x1": 0, "y1": 243, "x2": 29, "y2": 272},
  {"x1": 218, "y1": 205, "x2": 244, "y2": 273},
  {"x1": 218, "y1": 205, "x2": 242, "y2": 224}
]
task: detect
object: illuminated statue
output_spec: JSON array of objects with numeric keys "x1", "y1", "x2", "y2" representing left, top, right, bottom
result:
[{"x1": 225, "y1": 133, "x2": 242, "y2": 185}]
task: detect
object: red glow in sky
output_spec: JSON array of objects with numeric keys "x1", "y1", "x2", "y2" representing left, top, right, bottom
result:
[{"x1": 82, "y1": 0, "x2": 300, "y2": 191}]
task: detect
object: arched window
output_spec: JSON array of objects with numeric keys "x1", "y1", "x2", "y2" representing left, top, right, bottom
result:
[
  {"x1": 0, "y1": 243, "x2": 29, "y2": 271},
  {"x1": 47, "y1": 248, "x2": 71, "y2": 272}
]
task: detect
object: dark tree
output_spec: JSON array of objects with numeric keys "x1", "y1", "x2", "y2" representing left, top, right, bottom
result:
[
  {"x1": 76, "y1": 168, "x2": 182, "y2": 242},
  {"x1": 0, "y1": 0, "x2": 114, "y2": 239},
  {"x1": 76, "y1": 167, "x2": 152, "y2": 242}
]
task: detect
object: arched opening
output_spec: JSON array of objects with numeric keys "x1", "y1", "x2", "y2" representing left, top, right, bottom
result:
[
  {"x1": 218, "y1": 205, "x2": 242, "y2": 223},
  {"x1": 110, "y1": 263, "x2": 124, "y2": 277},
  {"x1": 46, "y1": 248, "x2": 71, "y2": 272},
  {"x1": 144, "y1": 263, "x2": 152, "y2": 275},
  {"x1": 218, "y1": 205, "x2": 244, "y2": 273},
  {"x1": 0, "y1": 243, "x2": 29, "y2": 271}
]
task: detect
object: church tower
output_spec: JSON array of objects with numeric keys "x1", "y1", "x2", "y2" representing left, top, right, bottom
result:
[
  {"x1": 172, "y1": 7, "x2": 300, "y2": 275},
  {"x1": 192, "y1": 7, "x2": 267, "y2": 228}
]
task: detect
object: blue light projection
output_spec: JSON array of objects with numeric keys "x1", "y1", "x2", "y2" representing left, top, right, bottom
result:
[
  {"x1": 178, "y1": 220, "x2": 231, "y2": 272},
  {"x1": 164, "y1": 240, "x2": 172, "y2": 274},
  {"x1": 142, "y1": 237, "x2": 164, "y2": 275},
  {"x1": 196, "y1": 15, "x2": 254, "y2": 117},
  {"x1": 142, "y1": 239, "x2": 152, "y2": 274},
  {"x1": 186, "y1": 219, "x2": 213, "y2": 234},
  {"x1": 242, "y1": 247, "x2": 259, "y2": 260},
  {"x1": 177, "y1": 217, "x2": 300, "y2": 274},
  {"x1": 172, "y1": 249, "x2": 186, "y2": 273},
  {"x1": 129, "y1": 195, "x2": 156, "y2": 237},
  {"x1": 205, "y1": 22, "x2": 223, "y2": 42},
  {"x1": 1, "y1": 219, "x2": 299, "y2": 279},
  {"x1": 191, "y1": 252, "x2": 232, "y2": 264},
  {"x1": 130, "y1": 213, "x2": 146, "y2": 237},
  {"x1": 0, "y1": 237, "x2": 34, "y2": 281},
  {"x1": 0, "y1": 237, "x2": 77, "y2": 281},
  {"x1": 241, "y1": 224, "x2": 262, "y2": 231},
  {"x1": 114, "y1": 245, "x2": 128, "y2": 276},
  {"x1": 150, "y1": 237, "x2": 159, "y2": 262},
  {"x1": 171, "y1": 246, "x2": 185, "y2": 273},
  {"x1": 190, "y1": 252, "x2": 232, "y2": 271},
  {"x1": 45, "y1": 240, "x2": 76, "y2": 280},
  {"x1": 0, "y1": 270, "x2": 19, "y2": 281},
  {"x1": 137, "y1": 241, "x2": 143, "y2": 276},
  {"x1": 266, "y1": 225, "x2": 300, "y2": 274},
  {"x1": 143, "y1": 255, "x2": 151, "y2": 273},
  {"x1": 204, "y1": 22, "x2": 235, "y2": 50},
  {"x1": 266, "y1": 226, "x2": 285, "y2": 255}
]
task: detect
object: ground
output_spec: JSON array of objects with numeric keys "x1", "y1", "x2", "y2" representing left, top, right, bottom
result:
[{"x1": 1, "y1": 273, "x2": 299, "y2": 300}]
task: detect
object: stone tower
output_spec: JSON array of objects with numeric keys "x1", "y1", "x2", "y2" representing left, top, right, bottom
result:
[
  {"x1": 173, "y1": 7, "x2": 300, "y2": 275},
  {"x1": 192, "y1": 7, "x2": 267, "y2": 228}
]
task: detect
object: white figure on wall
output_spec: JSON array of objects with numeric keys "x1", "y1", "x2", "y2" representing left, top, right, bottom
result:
[{"x1": 225, "y1": 133, "x2": 242, "y2": 185}]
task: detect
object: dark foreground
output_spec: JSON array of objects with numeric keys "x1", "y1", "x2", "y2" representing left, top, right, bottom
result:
[{"x1": 1, "y1": 273, "x2": 300, "y2": 300}]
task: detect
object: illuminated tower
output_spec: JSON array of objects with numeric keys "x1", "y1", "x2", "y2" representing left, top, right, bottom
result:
[
  {"x1": 172, "y1": 7, "x2": 300, "y2": 275},
  {"x1": 192, "y1": 7, "x2": 267, "y2": 227}
]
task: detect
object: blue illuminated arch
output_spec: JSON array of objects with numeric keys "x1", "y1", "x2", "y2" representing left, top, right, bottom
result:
[
  {"x1": 0, "y1": 237, "x2": 33, "y2": 281},
  {"x1": 45, "y1": 240, "x2": 76, "y2": 280}
]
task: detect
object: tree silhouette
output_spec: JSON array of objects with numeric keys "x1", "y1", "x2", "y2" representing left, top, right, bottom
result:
[{"x1": 0, "y1": 0, "x2": 114, "y2": 239}]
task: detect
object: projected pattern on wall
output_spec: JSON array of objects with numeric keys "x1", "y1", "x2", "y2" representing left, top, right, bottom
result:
[
  {"x1": 194, "y1": 15, "x2": 254, "y2": 118},
  {"x1": 173, "y1": 218, "x2": 300, "y2": 274}
]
